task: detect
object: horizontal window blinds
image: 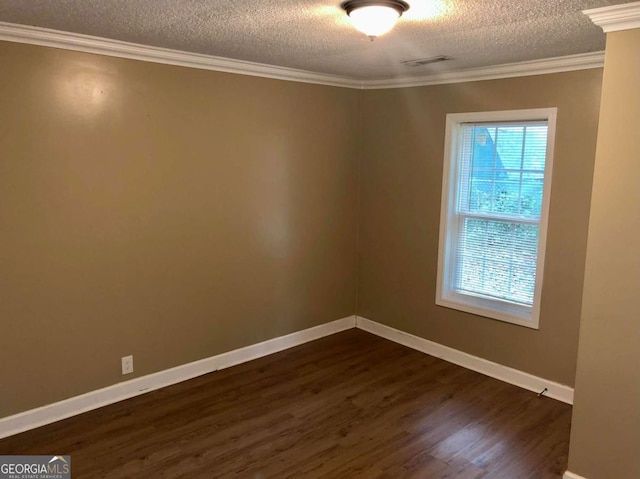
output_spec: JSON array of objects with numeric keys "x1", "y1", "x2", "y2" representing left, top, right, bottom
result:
[{"x1": 454, "y1": 122, "x2": 548, "y2": 307}]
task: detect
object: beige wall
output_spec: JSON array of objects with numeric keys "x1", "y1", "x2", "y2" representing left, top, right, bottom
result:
[
  {"x1": 568, "y1": 29, "x2": 640, "y2": 479},
  {"x1": 0, "y1": 36, "x2": 616, "y2": 425},
  {"x1": 0, "y1": 41, "x2": 359, "y2": 416},
  {"x1": 357, "y1": 70, "x2": 603, "y2": 386}
]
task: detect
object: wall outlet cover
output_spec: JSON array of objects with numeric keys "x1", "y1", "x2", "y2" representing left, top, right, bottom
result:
[{"x1": 121, "y1": 355, "x2": 134, "y2": 375}]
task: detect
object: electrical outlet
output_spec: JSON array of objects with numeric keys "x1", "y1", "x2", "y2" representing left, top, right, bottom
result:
[{"x1": 121, "y1": 355, "x2": 134, "y2": 375}]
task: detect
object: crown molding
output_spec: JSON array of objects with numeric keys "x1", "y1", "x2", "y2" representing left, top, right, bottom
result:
[
  {"x1": 0, "y1": 21, "x2": 604, "y2": 90},
  {"x1": 0, "y1": 21, "x2": 356, "y2": 89},
  {"x1": 583, "y1": 1, "x2": 640, "y2": 33},
  {"x1": 360, "y1": 52, "x2": 605, "y2": 89}
]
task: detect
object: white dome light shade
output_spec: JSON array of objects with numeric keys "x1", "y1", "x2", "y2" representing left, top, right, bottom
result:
[
  {"x1": 342, "y1": 0, "x2": 410, "y2": 38},
  {"x1": 349, "y1": 6, "x2": 400, "y2": 37}
]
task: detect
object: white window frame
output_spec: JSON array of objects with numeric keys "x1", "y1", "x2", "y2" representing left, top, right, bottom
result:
[{"x1": 436, "y1": 108, "x2": 557, "y2": 329}]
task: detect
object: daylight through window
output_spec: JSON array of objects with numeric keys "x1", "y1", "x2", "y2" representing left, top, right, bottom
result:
[{"x1": 436, "y1": 109, "x2": 557, "y2": 328}]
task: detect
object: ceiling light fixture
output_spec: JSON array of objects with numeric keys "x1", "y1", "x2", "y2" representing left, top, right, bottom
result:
[{"x1": 341, "y1": 0, "x2": 410, "y2": 40}]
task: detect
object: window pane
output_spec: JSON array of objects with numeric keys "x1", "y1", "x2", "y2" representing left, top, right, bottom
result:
[
  {"x1": 495, "y1": 126, "x2": 524, "y2": 170},
  {"x1": 520, "y1": 173, "x2": 544, "y2": 216},
  {"x1": 455, "y1": 218, "x2": 538, "y2": 306},
  {"x1": 523, "y1": 126, "x2": 548, "y2": 171},
  {"x1": 460, "y1": 123, "x2": 547, "y2": 219},
  {"x1": 493, "y1": 175, "x2": 521, "y2": 214}
]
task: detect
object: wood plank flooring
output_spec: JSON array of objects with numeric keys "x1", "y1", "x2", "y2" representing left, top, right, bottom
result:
[{"x1": 0, "y1": 329, "x2": 572, "y2": 478}]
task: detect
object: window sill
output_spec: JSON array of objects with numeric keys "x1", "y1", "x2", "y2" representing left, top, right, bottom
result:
[{"x1": 436, "y1": 294, "x2": 540, "y2": 330}]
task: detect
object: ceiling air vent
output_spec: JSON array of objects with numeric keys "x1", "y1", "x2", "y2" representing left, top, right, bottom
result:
[{"x1": 402, "y1": 56, "x2": 451, "y2": 67}]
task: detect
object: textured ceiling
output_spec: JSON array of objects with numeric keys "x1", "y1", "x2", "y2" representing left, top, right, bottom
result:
[{"x1": 0, "y1": 0, "x2": 634, "y2": 79}]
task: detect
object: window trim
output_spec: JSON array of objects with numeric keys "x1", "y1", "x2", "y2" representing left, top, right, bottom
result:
[{"x1": 436, "y1": 108, "x2": 557, "y2": 329}]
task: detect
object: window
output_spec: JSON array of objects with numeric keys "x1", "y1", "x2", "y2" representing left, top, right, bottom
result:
[{"x1": 436, "y1": 109, "x2": 557, "y2": 329}]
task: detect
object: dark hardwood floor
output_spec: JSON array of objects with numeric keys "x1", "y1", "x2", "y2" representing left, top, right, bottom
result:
[{"x1": 0, "y1": 329, "x2": 572, "y2": 478}]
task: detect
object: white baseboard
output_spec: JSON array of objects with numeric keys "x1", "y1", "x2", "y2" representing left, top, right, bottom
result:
[
  {"x1": 0, "y1": 315, "x2": 356, "y2": 440},
  {"x1": 356, "y1": 316, "x2": 574, "y2": 404},
  {"x1": 1, "y1": 313, "x2": 574, "y2": 440},
  {"x1": 564, "y1": 472, "x2": 588, "y2": 479}
]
